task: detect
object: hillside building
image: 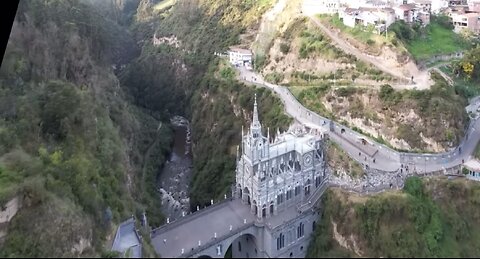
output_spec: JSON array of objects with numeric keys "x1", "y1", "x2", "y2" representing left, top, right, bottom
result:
[{"x1": 228, "y1": 47, "x2": 253, "y2": 68}]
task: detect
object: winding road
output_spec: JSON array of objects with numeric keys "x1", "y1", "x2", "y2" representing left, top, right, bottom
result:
[{"x1": 237, "y1": 66, "x2": 480, "y2": 175}]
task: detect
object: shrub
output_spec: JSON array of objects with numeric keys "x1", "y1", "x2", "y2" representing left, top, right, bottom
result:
[
  {"x1": 279, "y1": 42, "x2": 290, "y2": 54},
  {"x1": 403, "y1": 176, "x2": 424, "y2": 198},
  {"x1": 335, "y1": 87, "x2": 356, "y2": 97}
]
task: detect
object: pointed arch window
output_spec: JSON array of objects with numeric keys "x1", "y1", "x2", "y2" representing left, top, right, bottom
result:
[{"x1": 276, "y1": 233, "x2": 285, "y2": 250}]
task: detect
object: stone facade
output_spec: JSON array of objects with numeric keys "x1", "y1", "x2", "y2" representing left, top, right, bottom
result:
[
  {"x1": 236, "y1": 94, "x2": 327, "y2": 220},
  {"x1": 227, "y1": 95, "x2": 328, "y2": 258},
  {"x1": 151, "y1": 95, "x2": 329, "y2": 258}
]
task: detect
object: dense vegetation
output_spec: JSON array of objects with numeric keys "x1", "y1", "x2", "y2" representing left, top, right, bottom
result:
[
  {"x1": 0, "y1": 0, "x2": 171, "y2": 256},
  {"x1": 308, "y1": 176, "x2": 480, "y2": 257},
  {"x1": 123, "y1": 0, "x2": 292, "y2": 209}
]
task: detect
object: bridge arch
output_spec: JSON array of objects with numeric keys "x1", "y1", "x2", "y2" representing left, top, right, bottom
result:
[
  {"x1": 224, "y1": 233, "x2": 259, "y2": 258},
  {"x1": 197, "y1": 255, "x2": 212, "y2": 258}
]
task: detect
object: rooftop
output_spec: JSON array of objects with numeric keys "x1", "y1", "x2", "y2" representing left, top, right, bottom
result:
[
  {"x1": 267, "y1": 132, "x2": 318, "y2": 158},
  {"x1": 397, "y1": 4, "x2": 416, "y2": 10},
  {"x1": 229, "y1": 47, "x2": 253, "y2": 55},
  {"x1": 413, "y1": 0, "x2": 432, "y2": 5},
  {"x1": 459, "y1": 12, "x2": 480, "y2": 17},
  {"x1": 464, "y1": 159, "x2": 480, "y2": 171},
  {"x1": 344, "y1": 7, "x2": 394, "y2": 14}
]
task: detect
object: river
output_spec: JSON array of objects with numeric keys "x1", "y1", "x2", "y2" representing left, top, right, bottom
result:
[{"x1": 157, "y1": 116, "x2": 193, "y2": 221}]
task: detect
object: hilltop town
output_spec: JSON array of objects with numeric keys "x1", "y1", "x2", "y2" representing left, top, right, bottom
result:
[{"x1": 304, "y1": 0, "x2": 480, "y2": 34}]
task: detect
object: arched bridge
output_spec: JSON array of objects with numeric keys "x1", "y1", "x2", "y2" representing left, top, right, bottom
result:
[{"x1": 151, "y1": 182, "x2": 328, "y2": 258}]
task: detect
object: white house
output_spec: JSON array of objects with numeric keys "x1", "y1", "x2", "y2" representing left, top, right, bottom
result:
[
  {"x1": 431, "y1": 0, "x2": 449, "y2": 13},
  {"x1": 411, "y1": 0, "x2": 432, "y2": 12},
  {"x1": 228, "y1": 47, "x2": 253, "y2": 67},
  {"x1": 463, "y1": 159, "x2": 480, "y2": 181},
  {"x1": 340, "y1": 7, "x2": 396, "y2": 30},
  {"x1": 394, "y1": 3, "x2": 417, "y2": 23}
]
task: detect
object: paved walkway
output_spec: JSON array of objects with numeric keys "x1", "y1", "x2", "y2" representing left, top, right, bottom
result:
[
  {"x1": 237, "y1": 66, "x2": 480, "y2": 175},
  {"x1": 151, "y1": 199, "x2": 255, "y2": 258},
  {"x1": 112, "y1": 217, "x2": 142, "y2": 258}
]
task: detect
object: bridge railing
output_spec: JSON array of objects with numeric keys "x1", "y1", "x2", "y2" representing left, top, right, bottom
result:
[
  {"x1": 297, "y1": 180, "x2": 329, "y2": 213},
  {"x1": 274, "y1": 81, "x2": 478, "y2": 166},
  {"x1": 243, "y1": 67, "x2": 479, "y2": 169},
  {"x1": 151, "y1": 191, "x2": 236, "y2": 238},
  {"x1": 180, "y1": 222, "x2": 255, "y2": 258},
  {"x1": 112, "y1": 217, "x2": 135, "y2": 251}
]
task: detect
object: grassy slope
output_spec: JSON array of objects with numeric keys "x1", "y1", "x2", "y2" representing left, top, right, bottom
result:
[
  {"x1": 320, "y1": 14, "x2": 469, "y2": 62},
  {"x1": 316, "y1": 13, "x2": 400, "y2": 56},
  {"x1": 407, "y1": 22, "x2": 468, "y2": 61},
  {"x1": 0, "y1": 0, "x2": 172, "y2": 256},
  {"x1": 263, "y1": 17, "x2": 392, "y2": 85},
  {"x1": 308, "y1": 176, "x2": 480, "y2": 257}
]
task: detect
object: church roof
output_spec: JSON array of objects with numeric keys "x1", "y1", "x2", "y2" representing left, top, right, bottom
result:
[
  {"x1": 464, "y1": 159, "x2": 480, "y2": 171},
  {"x1": 267, "y1": 132, "x2": 318, "y2": 158}
]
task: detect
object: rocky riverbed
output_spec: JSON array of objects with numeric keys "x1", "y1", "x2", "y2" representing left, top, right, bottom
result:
[{"x1": 157, "y1": 116, "x2": 193, "y2": 221}]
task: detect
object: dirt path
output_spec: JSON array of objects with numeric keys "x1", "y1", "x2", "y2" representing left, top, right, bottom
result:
[{"x1": 308, "y1": 15, "x2": 434, "y2": 90}]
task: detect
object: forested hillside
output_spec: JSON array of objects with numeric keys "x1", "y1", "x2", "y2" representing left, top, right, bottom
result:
[
  {"x1": 308, "y1": 177, "x2": 480, "y2": 257},
  {"x1": 4, "y1": 0, "x2": 480, "y2": 258},
  {"x1": 0, "y1": 0, "x2": 292, "y2": 256},
  {"x1": 0, "y1": 0, "x2": 172, "y2": 256},
  {"x1": 126, "y1": 0, "x2": 292, "y2": 208}
]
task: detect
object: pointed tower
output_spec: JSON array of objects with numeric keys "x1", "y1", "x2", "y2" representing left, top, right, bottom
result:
[
  {"x1": 250, "y1": 93, "x2": 262, "y2": 139},
  {"x1": 240, "y1": 93, "x2": 270, "y2": 164}
]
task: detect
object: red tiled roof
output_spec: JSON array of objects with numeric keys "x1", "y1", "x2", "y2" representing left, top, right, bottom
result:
[{"x1": 397, "y1": 4, "x2": 416, "y2": 10}]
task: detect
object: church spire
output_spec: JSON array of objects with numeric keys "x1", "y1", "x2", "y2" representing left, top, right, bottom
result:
[
  {"x1": 250, "y1": 93, "x2": 262, "y2": 138},
  {"x1": 252, "y1": 93, "x2": 260, "y2": 129},
  {"x1": 267, "y1": 127, "x2": 270, "y2": 143}
]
